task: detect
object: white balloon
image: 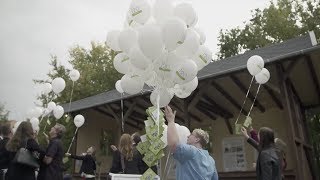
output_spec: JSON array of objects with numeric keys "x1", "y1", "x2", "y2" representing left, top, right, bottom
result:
[
  {"x1": 47, "y1": 102, "x2": 56, "y2": 112},
  {"x1": 115, "y1": 80, "x2": 124, "y2": 93},
  {"x1": 126, "y1": 13, "x2": 142, "y2": 29},
  {"x1": 153, "y1": 0, "x2": 174, "y2": 24},
  {"x1": 150, "y1": 88, "x2": 174, "y2": 108},
  {"x1": 174, "y1": 3, "x2": 197, "y2": 27},
  {"x1": 179, "y1": 77, "x2": 198, "y2": 92},
  {"x1": 154, "y1": 52, "x2": 173, "y2": 80},
  {"x1": 120, "y1": 74, "x2": 144, "y2": 95},
  {"x1": 247, "y1": 55, "x2": 264, "y2": 76},
  {"x1": 42, "y1": 83, "x2": 52, "y2": 95},
  {"x1": 174, "y1": 88, "x2": 192, "y2": 98},
  {"x1": 195, "y1": 28, "x2": 206, "y2": 45},
  {"x1": 106, "y1": 30, "x2": 121, "y2": 51},
  {"x1": 192, "y1": 45, "x2": 212, "y2": 70},
  {"x1": 138, "y1": 25, "x2": 164, "y2": 59},
  {"x1": 175, "y1": 29, "x2": 200, "y2": 58},
  {"x1": 33, "y1": 107, "x2": 44, "y2": 118},
  {"x1": 178, "y1": 125, "x2": 191, "y2": 144},
  {"x1": 53, "y1": 105, "x2": 64, "y2": 119},
  {"x1": 162, "y1": 18, "x2": 187, "y2": 51},
  {"x1": 51, "y1": 77, "x2": 66, "y2": 94},
  {"x1": 173, "y1": 60, "x2": 198, "y2": 85},
  {"x1": 30, "y1": 117, "x2": 39, "y2": 126},
  {"x1": 128, "y1": 0, "x2": 151, "y2": 24},
  {"x1": 255, "y1": 68, "x2": 270, "y2": 84},
  {"x1": 113, "y1": 53, "x2": 131, "y2": 74},
  {"x1": 74, "y1": 114, "x2": 85, "y2": 128},
  {"x1": 129, "y1": 46, "x2": 151, "y2": 70},
  {"x1": 69, "y1": 69, "x2": 80, "y2": 82},
  {"x1": 118, "y1": 28, "x2": 138, "y2": 53}
]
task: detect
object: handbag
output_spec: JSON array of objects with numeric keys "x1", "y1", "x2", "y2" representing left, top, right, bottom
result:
[{"x1": 12, "y1": 140, "x2": 40, "y2": 168}]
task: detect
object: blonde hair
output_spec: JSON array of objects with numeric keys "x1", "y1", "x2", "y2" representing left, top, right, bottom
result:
[
  {"x1": 193, "y1": 129, "x2": 209, "y2": 147},
  {"x1": 119, "y1": 134, "x2": 134, "y2": 161}
]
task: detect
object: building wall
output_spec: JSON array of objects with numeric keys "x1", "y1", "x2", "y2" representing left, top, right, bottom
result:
[
  {"x1": 75, "y1": 109, "x2": 120, "y2": 173},
  {"x1": 205, "y1": 107, "x2": 295, "y2": 172},
  {"x1": 75, "y1": 107, "x2": 298, "y2": 176}
]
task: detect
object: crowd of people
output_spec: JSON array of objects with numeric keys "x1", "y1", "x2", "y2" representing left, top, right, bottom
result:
[
  {"x1": 0, "y1": 121, "x2": 66, "y2": 180},
  {"x1": 0, "y1": 105, "x2": 287, "y2": 180}
]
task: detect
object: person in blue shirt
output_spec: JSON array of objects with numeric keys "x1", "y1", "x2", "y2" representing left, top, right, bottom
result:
[{"x1": 165, "y1": 105, "x2": 219, "y2": 180}]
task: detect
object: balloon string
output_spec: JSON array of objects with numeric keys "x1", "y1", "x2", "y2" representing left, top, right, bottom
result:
[
  {"x1": 67, "y1": 81, "x2": 75, "y2": 114},
  {"x1": 235, "y1": 76, "x2": 254, "y2": 124},
  {"x1": 163, "y1": 148, "x2": 172, "y2": 180},
  {"x1": 156, "y1": 94, "x2": 160, "y2": 136},
  {"x1": 67, "y1": 127, "x2": 78, "y2": 153},
  {"x1": 121, "y1": 93, "x2": 124, "y2": 133},
  {"x1": 247, "y1": 84, "x2": 261, "y2": 117}
]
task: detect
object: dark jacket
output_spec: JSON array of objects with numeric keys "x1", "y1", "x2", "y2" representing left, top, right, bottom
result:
[
  {"x1": 109, "y1": 148, "x2": 145, "y2": 174},
  {"x1": 0, "y1": 137, "x2": 10, "y2": 169},
  {"x1": 37, "y1": 138, "x2": 64, "y2": 180},
  {"x1": 247, "y1": 138, "x2": 281, "y2": 180},
  {"x1": 5, "y1": 138, "x2": 45, "y2": 180},
  {"x1": 70, "y1": 154, "x2": 96, "y2": 175}
]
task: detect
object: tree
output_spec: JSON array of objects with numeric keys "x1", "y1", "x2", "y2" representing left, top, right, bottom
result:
[
  {"x1": 0, "y1": 102, "x2": 9, "y2": 121},
  {"x1": 217, "y1": 0, "x2": 320, "y2": 59},
  {"x1": 34, "y1": 42, "x2": 121, "y2": 171}
]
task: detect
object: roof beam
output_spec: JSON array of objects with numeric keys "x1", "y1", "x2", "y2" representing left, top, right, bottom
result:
[
  {"x1": 211, "y1": 80, "x2": 248, "y2": 116},
  {"x1": 105, "y1": 104, "x2": 121, "y2": 123},
  {"x1": 230, "y1": 75, "x2": 265, "y2": 112},
  {"x1": 187, "y1": 83, "x2": 208, "y2": 111},
  {"x1": 262, "y1": 85, "x2": 283, "y2": 109},
  {"x1": 93, "y1": 107, "x2": 113, "y2": 118},
  {"x1": 197, "y1": 101, "x2": 220, "y2": 118},
  {"x1": 123, "y1": 101, "x2": 137, "y2": 122},
  {"x1": 196, "y1": 103, "x2": 217, "y2": 121},
  {"x1": 283, "y1": 57, "x2": 301, "y2": 79},
  {"x1": 202, "y1": 94, "x2": 234, "y2": 118},
  {"x1": 306, "y1": 56, "x2": 320, "y2": 102}
]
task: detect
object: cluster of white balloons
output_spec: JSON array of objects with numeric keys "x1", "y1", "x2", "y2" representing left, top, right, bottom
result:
[
  {"x1": 108, "y1": 0, "x2": 212, "y2": 107},
  {"x1": 161, "y1": 123, "x2": 190, "y2": 146},
  {"x1": 247, "y1": 55, "x2": 270, "y2": 84}
]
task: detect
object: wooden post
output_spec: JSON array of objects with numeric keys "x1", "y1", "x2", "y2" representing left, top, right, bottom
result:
[{"x1": 276, "y1": 64, "x2": 303, "y2": 180}]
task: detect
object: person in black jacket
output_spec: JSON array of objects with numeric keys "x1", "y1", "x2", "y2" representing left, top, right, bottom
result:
[
  {"x1": 4, "y1": 121, "x2": 45, "y2": 180},
  {"x1": 241, "y1": 126, "x2": 281, "y2": 180},
  {"x1": 0, "y1": 122, "x2": 13, "y2": 180},
  {"x1": 109, "y1": 134, "x2": 145, "y2": 174},
  {"x1": 65, "y1": 146, "x2": 96, "y2": 178}
]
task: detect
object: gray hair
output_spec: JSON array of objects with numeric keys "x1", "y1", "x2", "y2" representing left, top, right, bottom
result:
[
  {"x1": 193, "y1": 128, "x2": 209, "y2": 147},
  {"x1": 55, "y1": 123, "x2": 66, "y2": 138}
]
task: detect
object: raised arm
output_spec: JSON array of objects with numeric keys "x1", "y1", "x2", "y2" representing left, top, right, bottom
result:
[{"x1": 165, "y1": 106, "x2": 179, "y2": 151}]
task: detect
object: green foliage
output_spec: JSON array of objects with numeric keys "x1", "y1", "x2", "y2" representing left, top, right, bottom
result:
[
  {"x1": 34, "y1": 42, "x2": 121, "y2": 172},
  {"x1": 217, "y1": 0, "x2": 320, "y2": 59},
  {"x1": 0, "y1": 103, "x2": 9, "y2": 121}
]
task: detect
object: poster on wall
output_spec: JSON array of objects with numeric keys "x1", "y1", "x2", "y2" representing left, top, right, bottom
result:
[{"x1": 222, "y1": 136, "x2": 247, "y2": 172}]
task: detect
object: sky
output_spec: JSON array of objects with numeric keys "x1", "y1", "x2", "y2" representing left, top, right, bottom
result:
[{"x1": 0, "y1": 0, "x2": 270, "y2": 121}]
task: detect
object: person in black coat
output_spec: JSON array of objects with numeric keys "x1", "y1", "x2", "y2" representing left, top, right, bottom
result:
[
  {"x1": 0, "y1": 122, "x2": 13, "y2": 180},
  {"x1": 65, "y1": 146, "x2": 96, "y2": 178},
  {"x1": 4, "y1": 121, "x2": 45, "y2": 180},
  {"x1": 109, "y1": 134, "x2": 145, "y2": 174},
  {"x1": 241, "y1": 126, "x2": 281, "y2": 180},
  {"x1": 37, "y1": 123, "x2": 66, "y2": 180}
]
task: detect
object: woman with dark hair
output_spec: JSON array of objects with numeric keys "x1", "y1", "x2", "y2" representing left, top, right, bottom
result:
[
  {"x1": 5, "y1": 121, "x2": 44, "y2": 180},
  {"x1": 109, "y1": 134, "x2": 145, "y2": 174},
  {"x1": 241, "y1": 127, "x2": 281, "y2": 180},
  {"x1": 65, "y1": 146, "x2": 96, "y2": 179}
]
